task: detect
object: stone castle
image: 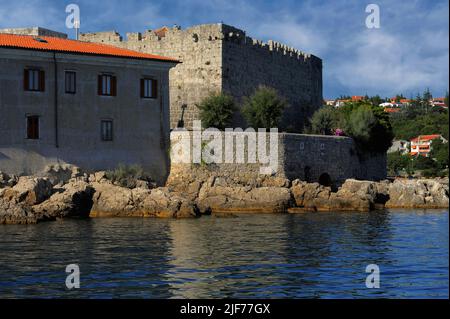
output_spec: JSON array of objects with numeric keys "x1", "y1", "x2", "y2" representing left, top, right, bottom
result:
[{"x1": 80, "y1": 23, "x2": 323, "y2": 132}]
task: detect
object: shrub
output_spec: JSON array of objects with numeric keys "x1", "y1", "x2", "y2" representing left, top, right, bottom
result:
[
  {"x1": 196, "y1": 93, "x2": 236, "y2": 130},
  {"x1": 346, "y1": 104, "x2": 394, "y2": 153},
  {"x1": 387, "y1": 151, "x2": 411, "y2": 176},
  {"x1": 309, "y1": 107, "x2": 338, "y2": 135},
  {"x1": 307, "y1": 102, "x2": 394, "y2": 153},
  {"x1": 106, "y1": 164, "x2": 145, "y2": 188},
  {"x1": 242, "y1": 86, "x2": 287, "y2": 129}
]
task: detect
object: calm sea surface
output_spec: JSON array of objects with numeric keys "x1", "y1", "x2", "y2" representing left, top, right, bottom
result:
[{"x1": 0, "y1": 210, "x2": 448, "y2": 298}]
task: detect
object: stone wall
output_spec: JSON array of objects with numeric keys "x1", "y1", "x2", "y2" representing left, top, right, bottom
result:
[
  {"x1": 221, "y1": 25, "x2": 323, "y2": 131},
  {"x1": 80, "y1": 23, "x2": 323, "y2": 131},
  {"x1": 0, "y1": 27, "x2": 68, "y2": 39},
  {"x1": 0, "y1": 48, "x2": 174, "y2": 184},
  {"x1": 81, "y1": 24, "x2": 223, "y2": 130},
  {"x1": 167, "y1": 131, "x2": 387, "y2": 187}
]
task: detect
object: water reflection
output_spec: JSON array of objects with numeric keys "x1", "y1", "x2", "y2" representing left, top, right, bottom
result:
[{"x1": 0, "y1": 210, "x2": 448, "y2": 298}]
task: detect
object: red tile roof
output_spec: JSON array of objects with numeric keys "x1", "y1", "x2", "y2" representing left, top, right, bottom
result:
[
  {"x1": 0, "y1": 33, "x2": 179, "y2": 63},
  {"x1": 384, "y1": 107, "x2": 401, "y2": 113},
  {"x1": 410, "y1": 134, "x2": 441, "y2": 143}
]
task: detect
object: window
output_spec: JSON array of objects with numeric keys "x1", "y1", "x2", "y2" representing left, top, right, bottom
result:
[
  {"x1": 65, "y1": 71, "x2": 76, "y2": 94},
  {"x1": 24, "y1": 69, "x2": 45, "y2": 91},
  {"x1": 98, "y1": 74, "x2": 116, "y2": 96},
  {"x1": 26, "y1": 116, "x2": 39, "y2": 139},
  {"x1": 140, "y1": 78, "x2": 158, "y2": 98},
  {"x1": 101, "y1": 120, "x2": 113, "y2": 141}
]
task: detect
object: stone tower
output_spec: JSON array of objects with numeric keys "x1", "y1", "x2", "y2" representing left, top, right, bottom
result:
[{"x1": 80, "y1": 23, "x2": 323, "y2": 132}]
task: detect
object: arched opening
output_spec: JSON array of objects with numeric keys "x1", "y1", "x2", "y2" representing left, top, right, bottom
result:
[{"x1": 318, "y1": 173, "x2": 332, "y2": 187}]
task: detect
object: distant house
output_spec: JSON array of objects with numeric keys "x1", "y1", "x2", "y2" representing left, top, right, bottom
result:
[
  {"x1": 399, "y1": 99, "x2": 411, "y2": 106},
  {"x1": 410, "y1": 134, "x2": 448, "y2": 157},
  {"x1": 325, "y1": 99, "x2": 335, "y2": 106},
  {"x1": 431, "y1": 97, "x2": 447, "y2": 108},
  {"x1": 351, "y1": 95, "x2": 364, "y2": 102},
  {"x1": 0, "y1": 31, "x2": 179, "y2": 183},
  {"x1": 388, "y1": 140, "x2": 410, "y2": 154},
  {"x1": 334, "y1": 99, "x2": 350, "y2": 108}
]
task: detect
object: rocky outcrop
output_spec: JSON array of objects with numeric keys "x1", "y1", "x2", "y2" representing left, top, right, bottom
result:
[
  {"x1": 39, "y1": 164, "x2": 86, "y2": 187},
  {"x1": 1, "y1": 165, "x2": 448, "y2": 225},
  {"x1": 32, "y1": 181, "x2": 95, "y2": 219},
  {"x1": 197, "y1": 181, "x2": 292, "y2": 213},
  {"x1": 0, "y1": 171, "x2": 18, "y2": 188},
  {"x1": 289, "y1": 179, "x2": 383, "y2": 212},
  {"x1": 89, "y1": 182, "x2": 200, "y2": 218},
  {"x1": 386, "y1": 179, "x2": 449, "y2": 209},
  {"x1": 0, "y1": 198, "x2": 37, "y2": 224},
  {"x1": 5, "y1": 176, "x2": 53, "y2": 205}
]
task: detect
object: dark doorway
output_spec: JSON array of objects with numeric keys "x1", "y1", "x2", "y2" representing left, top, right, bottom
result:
[{"x1": 318, "y1": 173, "x2": 332, "y2": 187}]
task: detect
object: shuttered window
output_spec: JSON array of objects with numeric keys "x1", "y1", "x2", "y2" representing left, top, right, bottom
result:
[
  {"x1": 26, "y1": 116, "x2": 39, "y2": 139},
  {"x1": 24, "y1": 69, "x2": 45, "y2": 91},
  {"x1": 98, "y1": 74, "x2": 117, "y2": 96},
  {"x1": 140, "y1": 78, "x2": 157, "y2": 99},
  {"x1": 101, "y1": 120, "x2": 113, "y2": 141},
  {"x1": 65, "y1": 71, "x2": 76, "y2": 94}
]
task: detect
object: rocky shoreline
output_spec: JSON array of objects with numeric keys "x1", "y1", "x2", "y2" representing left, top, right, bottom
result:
[{"x1": 1, "y1": 165, "x2": 448, "y2": 224}]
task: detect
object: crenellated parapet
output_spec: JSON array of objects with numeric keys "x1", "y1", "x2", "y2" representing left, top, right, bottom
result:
[{"x1": 80, "y1": 23, "x2": 322, "y2": 131}]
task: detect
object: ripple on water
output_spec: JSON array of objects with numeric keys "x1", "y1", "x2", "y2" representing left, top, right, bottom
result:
[{"x1": 0, "y1": 210, "x2": 448, "y2": 298}]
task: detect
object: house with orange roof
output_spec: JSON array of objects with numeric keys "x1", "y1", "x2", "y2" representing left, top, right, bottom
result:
[
  {"x1": 0, "y1": 29, "x2": 179, "y2": 183},
  {"x1": 410, "y1": 134, "x2": 448, "y2": 157},
  {"x1": 431, "y1": 97, "x2": 447, "y2": 108},
  {"x1": 351, "y1": 95, "x2": 365, "y2": 102}
]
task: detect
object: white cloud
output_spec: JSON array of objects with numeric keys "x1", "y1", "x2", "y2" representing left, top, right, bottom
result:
[{"x1": 0, "y1": 0, "x2": 447, "y2": 97}]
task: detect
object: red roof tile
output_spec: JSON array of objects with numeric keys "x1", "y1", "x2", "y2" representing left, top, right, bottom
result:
[
  {"x1": 410, "y1": 134, "x2": 441, "y2": 142},
  {"x1": 0, "y1": 33, "x2": 179, "y2": 63},
  {"x1": 384, "y1": 107, "x2": 401, "y2": 113}
]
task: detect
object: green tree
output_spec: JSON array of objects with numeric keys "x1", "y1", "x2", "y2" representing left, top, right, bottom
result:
[
  {"x1": 412, "y1": 155, "x2": 436, "y2": 170},
  {"x1": 387, "y1": 151, "x2": 410, "y2": 176},
  {"x1": 430, "y1": 139, "x2": 449, "y2": 169},
  {"x1": 242, "y1": 86, "x2": 287, "y2": 128},
  {"x1": 309, "y1": 107, "x2": 338, "y2": 135},
  {"x1": 445, "y1": 91, "x2": 449, "y2": 108},
  {"x1": 346, "y1": 104, "x2": 394, "y2": 153},
  {"x1": 196, "y1": 93, "x2": 236, "y2": 130}
]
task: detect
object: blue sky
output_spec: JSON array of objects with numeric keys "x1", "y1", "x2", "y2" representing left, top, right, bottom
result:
[{"x1": 0, "y1": 0, "x2": 448, "y2": 99}]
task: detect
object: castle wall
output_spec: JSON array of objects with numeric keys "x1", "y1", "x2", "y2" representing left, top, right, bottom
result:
[
  {"x1": 82, "y1": 25, "x2": 224, "y2": 130},
  {"x1": 168, "y1": 131, "x2": 387, "y2": 187},
  {"x1": 221, "y1": 25, "x2": 323, "y2": 131},
  {"x1": 80, "y1": 23, "x2": 323, "y2": 132}
]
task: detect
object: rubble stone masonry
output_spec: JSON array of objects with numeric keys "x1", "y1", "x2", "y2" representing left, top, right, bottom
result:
[{"x1": 80, "y1": 23, "x2": 323, "y2": 132}]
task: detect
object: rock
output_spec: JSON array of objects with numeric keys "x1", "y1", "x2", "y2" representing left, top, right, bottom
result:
[
  {"x1": 39, "y1": 164, "x2": 86, "y2": 186},
  {"x1": 89, "y1": 183, "x2": 200, "y2": 218},
  {"x1": 0, "y1": 171, "x2": 9, "y2": 188},
  {"x1": 290, "y1": 179, "x2": 380, "y2": 212},
  {"x1": 291, "y1": 180, "x2": 324, "y2": 208},
  {"x1": 32, "y1": 181, "x2": 95, "y2": 219},
  {"x1": 94, "y1": 171, "x2": 107, "y2": 183},
  {"x1": 7, "y1": 176, "x2": 53, "y2": 205},
  {"x1": 0, "y1": 198, "x2": 38, "y2": 224},
  {"x1": 386, "y1": 179, "x2": 449, "y2": 208},
  {"x1": 261, "y1": 177, "x2": 291, "y2": 188},
  {"x1": 197, "y1": 186, "x2": 292, "y2": 213},
  {"x1": 0, "y1": 172, "x2": 18, "y2": 188},
  {"x1": 135, "y1": 179, "x2": 149, "y2": 189}
]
